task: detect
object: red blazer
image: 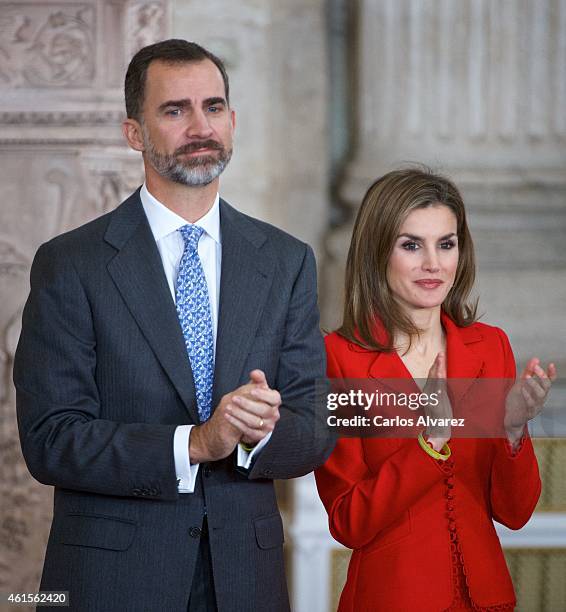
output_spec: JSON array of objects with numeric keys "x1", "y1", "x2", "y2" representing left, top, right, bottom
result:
[{"x1": 315, "y1": 313, "x2": 541, "y2": 612}]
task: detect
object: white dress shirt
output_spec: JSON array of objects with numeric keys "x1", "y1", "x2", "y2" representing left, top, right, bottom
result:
[{"x1": 140, "y1": 184, "x2": 269, "y2": 493}]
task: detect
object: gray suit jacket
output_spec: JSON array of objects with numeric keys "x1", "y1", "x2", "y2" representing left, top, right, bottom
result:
[{"x1": 14, "y1": 189, "x2": 333, "y2": 612}]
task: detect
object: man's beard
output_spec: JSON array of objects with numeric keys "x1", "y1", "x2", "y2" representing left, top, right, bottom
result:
[{"x1": 143, "y1": 129, "x2": 232, "y2": 187}]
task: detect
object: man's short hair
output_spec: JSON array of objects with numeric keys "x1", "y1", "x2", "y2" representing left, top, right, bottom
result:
[{"x1": 124, "y1": 38, "x2": 230, "y2": 121}]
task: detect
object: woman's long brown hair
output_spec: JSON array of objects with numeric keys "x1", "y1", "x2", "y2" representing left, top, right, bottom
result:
[{"x1": 338, "y1": 167, "x2": 478, "y2": 352}]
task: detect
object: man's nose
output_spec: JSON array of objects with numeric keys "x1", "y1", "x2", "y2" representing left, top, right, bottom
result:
[{"x1": 186, "y1": 109, "x2": 213, "y2": 139}]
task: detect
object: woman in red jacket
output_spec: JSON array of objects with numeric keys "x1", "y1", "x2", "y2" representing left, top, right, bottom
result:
[{"x1": 315, "y1": 168, "x2": 556, "y2": 611}]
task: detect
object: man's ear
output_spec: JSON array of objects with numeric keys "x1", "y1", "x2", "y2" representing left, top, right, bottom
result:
[{"x1": 122, "y1": 118, "x2": 145, "y2": 152}]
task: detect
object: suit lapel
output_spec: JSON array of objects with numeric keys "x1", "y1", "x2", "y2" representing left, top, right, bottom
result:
[
  {"x1": 367, "y1": 350, "x2": 421, "y2": 395},
  {"x1": 105, "y1": 191, "x2": 199, "y2": 422},
  {"x1": 366, "y1": 313, "x2": 485, "y2": 402},
  {"x1": 365, "y1": 318, "x2": 417, "y2": 386},
  {"x1": 212, "y1": 200, "x2": 274, "y2": 407},
  {"x1": 368, "y1": 350, "x2": 412, "y2": 380},
  {"x1": 443, "y1": 312, "x2": 485, "y2": 405}
]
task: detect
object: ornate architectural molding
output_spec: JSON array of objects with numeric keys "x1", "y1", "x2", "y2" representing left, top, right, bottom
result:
[
  {"x1": 125, "y1": 1, "x2": 167, "y2": 62},
  {"x1": 0, "y1": 0, "x2": 170, "y2": 141},
  {"x1": 0, "y1": 110, "x2": 124, "y2": 126},
  {"x1": 0, "y1": 3, "x2": 95, "y2": 89},
  {"x1": 0, "y1": 0, "x2": 170, "y2": 600},
  {"x1": 341, "y1": 0, "x2": 566, "y2": 204}
]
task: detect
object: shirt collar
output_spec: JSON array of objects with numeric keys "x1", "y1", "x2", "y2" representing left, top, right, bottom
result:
[{"x1": 140, "y1": 182, "x2": 221, "y2": 244}]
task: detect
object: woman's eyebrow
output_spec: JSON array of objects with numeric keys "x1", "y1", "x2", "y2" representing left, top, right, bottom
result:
[{"x1": 397, "y1": 232, "x2": 456, "y2": 240}]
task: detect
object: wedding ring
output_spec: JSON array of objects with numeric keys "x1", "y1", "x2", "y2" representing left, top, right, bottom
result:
[{"x1": 258, "y1": 418, "x2": 264, "y2": 429}]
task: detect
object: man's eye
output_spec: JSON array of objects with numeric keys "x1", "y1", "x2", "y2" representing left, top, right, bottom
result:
[
  {"x1": 166, "y1": 108, "x2": 181, "y2": 116},
  {"x1": 401, "y1": 241, "x2": 419, "y2": 251},
  {"x1": 207, "y1": 105, "x2": 221, "y2": 113}
]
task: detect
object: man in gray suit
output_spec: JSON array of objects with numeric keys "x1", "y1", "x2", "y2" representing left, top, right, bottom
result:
[{"x1": 14, "y1": 39, "x2": 333, "y2": 612}]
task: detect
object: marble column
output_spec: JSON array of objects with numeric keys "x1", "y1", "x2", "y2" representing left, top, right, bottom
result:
[{"x1": 324, "y1": 0, "x2": 566, "y2": 368}]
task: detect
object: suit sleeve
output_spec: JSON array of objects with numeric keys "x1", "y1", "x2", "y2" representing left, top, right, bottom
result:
[
  {"x1": 489, "y1": 328, "x2": 541, "y2": 529},
  {"x1": 14, "y1": 241, "x2": 180, "y2": 500},
  {"x1": 314, "y1": 338, "x2": 448, "y2": 550},
  {"x1": 248, "y1": 244, "x2": 335, "y2": 480}
]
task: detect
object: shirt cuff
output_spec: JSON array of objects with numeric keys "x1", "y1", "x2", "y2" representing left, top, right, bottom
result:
[
  {"x1": 174, "y1": 425, "x2": 200, "y2": 493},
  {"x1": 237, "y1": 432, "x2": 272, "y2": 470}
]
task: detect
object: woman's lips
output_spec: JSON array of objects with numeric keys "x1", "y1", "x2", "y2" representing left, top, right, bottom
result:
[{"x1": 414, "y1": 279, "x2": 444, "y2": 289}]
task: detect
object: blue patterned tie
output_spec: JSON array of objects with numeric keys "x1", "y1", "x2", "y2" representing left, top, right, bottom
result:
[{"x1": 175, "y1": 225, "x2": 214, "y2": 422}]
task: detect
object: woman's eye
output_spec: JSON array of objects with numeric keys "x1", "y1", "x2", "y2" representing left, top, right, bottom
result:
[
  {"x1": 440, "y1": 240, "x2": 456, "y2": 250},
  {"x1": 402, "y1": 241, "x2": 419, "y2": 251}
]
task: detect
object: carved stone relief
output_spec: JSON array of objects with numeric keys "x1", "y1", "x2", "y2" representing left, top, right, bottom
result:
[
  {"x1": 0, "y1": 243, "x2": 26, "y2": 407},
  {"x1": 0, "y1": 3, "x2": 95, "y2": 88},
  {"x1": 0, "y1": 1, "x2": 168, "y2": 603},
  {"x1": 79, "y1": 147, "x2": 145, "y2": 215},
  {"x1": 0, "y1": 224, "x2": 50, "y2": 605},
  {"x1": 126, "y1": 1, "x2": 166, "y2": 59}
]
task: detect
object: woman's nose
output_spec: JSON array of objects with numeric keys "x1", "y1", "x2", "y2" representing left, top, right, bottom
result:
[{"x1": 422, "y1": 249, "x2": 440, "y2": 272}]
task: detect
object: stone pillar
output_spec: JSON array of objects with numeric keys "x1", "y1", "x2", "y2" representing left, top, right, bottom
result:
[
  {"x1": 324, "y1": 0, "x2": 566, "y2": 367},
  {"x1": 0, "y1": 0, "x2": 170, "y2": 598}
]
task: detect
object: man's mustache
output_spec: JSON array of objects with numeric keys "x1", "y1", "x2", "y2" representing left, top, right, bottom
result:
[{"x1": 175, "y1": 140, "x2": 223, "y2": 155}]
